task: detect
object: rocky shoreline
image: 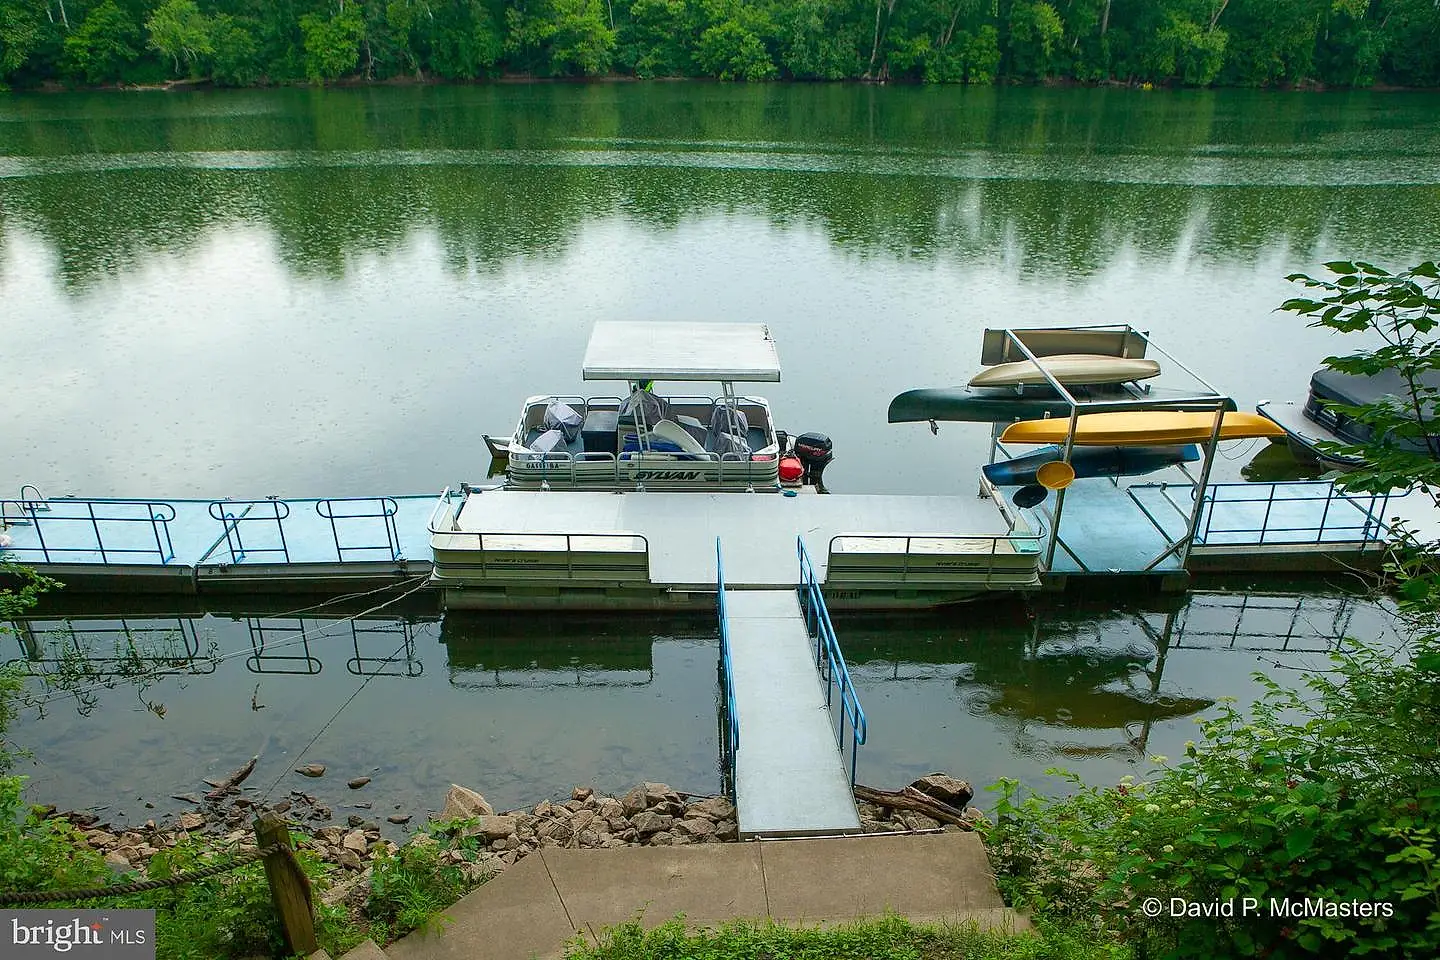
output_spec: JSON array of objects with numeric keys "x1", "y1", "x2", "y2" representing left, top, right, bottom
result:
[{"x1": 39, "y1": 771, "x2": 981, "y2": 907}]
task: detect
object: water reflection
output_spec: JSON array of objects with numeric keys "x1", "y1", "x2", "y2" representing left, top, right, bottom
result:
[{"x1": 4, "y1": 583, "x2": 1395, "y2": 819}]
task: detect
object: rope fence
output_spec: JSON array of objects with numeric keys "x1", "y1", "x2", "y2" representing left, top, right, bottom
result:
[{"x1": 0, "y1": 812, "x2": 319, "y2": 955}]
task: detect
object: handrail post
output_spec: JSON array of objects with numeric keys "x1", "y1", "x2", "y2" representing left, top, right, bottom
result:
[
  {"x1": 253, "y1": 811, "x2": 317, "y2": 956},
  {"x1": 88, "y1": 502, "x2": 107, "y2": 564}
]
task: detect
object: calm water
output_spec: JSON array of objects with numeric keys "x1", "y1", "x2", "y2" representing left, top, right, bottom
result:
[
  {"x1": 5, "y1": 588, "x2": 1401, "y2": 825},
  {"x1": 2, "y1": 84, "x2": 1433, "y2": 817}
]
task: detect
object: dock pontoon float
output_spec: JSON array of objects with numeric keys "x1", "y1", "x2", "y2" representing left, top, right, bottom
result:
[{"x1": 484, "y1": 322, "x2": 832, "y2": 492}]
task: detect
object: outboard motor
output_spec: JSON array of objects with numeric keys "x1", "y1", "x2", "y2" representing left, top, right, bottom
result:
[{"x1": 793, "y1": 432, "x2": 834, "y2": 487}]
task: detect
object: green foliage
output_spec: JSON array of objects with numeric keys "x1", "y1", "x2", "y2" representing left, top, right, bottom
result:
[
  {"x1": 1279, "y1": 260, "x2": 1440, "y2": 499},
  {"x1": 146, "y1": 0, "x2": 214, "y2": 76},
  {"x1": 299, "y1": 4, "x2": 366, "y2": 82},
  {"x1": 0, "y1": 0, "x2": 1437, "y2": 86},
  {"x1": 63, "y1": 0, "x2": 146, "y2": 84},
  {"x1": 506, "y1": 0, "x2": 616, "y2": 76},
  {"x1": 1006, "y1": 0, "x2": 1064, "y2": 79},
  {"x1": 566, "y1": 913, "x2": 1114, "y2": 960},
  {"x1": 985, "y1": 636, "x2": 1440, "y2": 958},
  {"x1": 694, "y1": 0, "x2": 775, "y2": 81}
]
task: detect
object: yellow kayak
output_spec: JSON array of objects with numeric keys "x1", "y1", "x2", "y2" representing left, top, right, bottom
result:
[{"x1": 999, "y1": 411, "x2": 1287, "y2": 446}]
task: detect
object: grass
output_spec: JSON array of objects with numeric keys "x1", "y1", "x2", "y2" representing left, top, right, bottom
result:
[{"x1": 564, "y1": 915, "x2": 1122, "y2": 960}]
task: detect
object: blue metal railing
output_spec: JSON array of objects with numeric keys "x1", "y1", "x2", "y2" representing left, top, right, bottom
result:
[
  {"x1": 206, "y1": 500, "x2": 291, "y2": 564},
  {"x1": 317, "y1": 497, "x2": 402, "y2": 561},
  {"x1": 0, "y1": 499, "x2": 177, "y2": 565},
  {"x1": 796, "y1": 536, "x2": 867, "y2": 788},
  {"x1": 715, "y1": 537, "x2": 740, "y2": 796}
]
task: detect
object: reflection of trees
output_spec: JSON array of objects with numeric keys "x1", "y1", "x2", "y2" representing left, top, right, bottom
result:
[
  {"x1": 439, "y1": 612, "x2": 663, "y2": 687},
  {"x1": 2, "y1": 87, "x2": 1436, "y2": 289}
]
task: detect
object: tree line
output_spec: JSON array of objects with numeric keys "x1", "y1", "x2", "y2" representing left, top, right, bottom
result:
[{"x1": 2, "y1": 0, "x2": 1439, "y2": 90}]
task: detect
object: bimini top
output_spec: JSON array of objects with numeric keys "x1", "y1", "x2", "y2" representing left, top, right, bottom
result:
[{"x1": 581, "y1": 322, "x2": 781, "y2": 382}]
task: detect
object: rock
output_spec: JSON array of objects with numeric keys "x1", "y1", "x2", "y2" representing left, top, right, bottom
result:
[
  {"x1": 538, "y1": 819, "x2": 574, "y2": 842},
  {"x1": 177, "y1": 813, "x2": 205, "y2": 831},
  {"x1": 643, "y1": 782, "x2": 677, "y2": 805},
  {"x1": 714, "y1": 819, "x2": 739, "y2": 841},
  {"x1": 620, "y1": 786, "x2": 648, "y2": 817},
  {"x1": 461, "y1": 860, "x2": 493, "y2": 884},
  {"x1": 675, "y1": 818, "x2": 715, "y2": 839},
  {"x1": 318, "y1": 827, "x2": 344, "y2": 844},
  {"x1": 296, "y1": 764, "x2": 327, "y2": 778},
  {"x1": 443, "y1": 785, "x2": 494, "y2": 820},
  {"x1": 570, "y1": 810, "x2": 597, "y2": 833},
  {"x1": 909, "y1": 774, "x2": 973, "y2": 810},
  {"x1": 348, "y1": 777, "x2": 371, "y2": 790},
  {"x1": 563, "y1": 799, "x2": 585, "y2": 813},
  {"x1": 387, "y1": 814, "x2": 412, "y2": 825},
  {"x1": 320, "y1": 868, "x2": 371, "y2": 908},
  {"x1": 648, "y1": 831, "x2": 675, "y2": 845},
  {"x1": 85, "y1": 830, "x2": 118, "y2": 847},
  {"x1": 533, "y1": 800, "x2": 558, "y2": 818},
  {"x1": 104, "y1": 851, "x2": 132, "y2": 871},
  {"x1": 602, "y1": 837, "x2": 628, "y2": 848},
  {"x1": 473, "y1": 815, "x2": 516, "y2": 841},
  {"x1": 115, "y1": 845, "x2": 141, "y2": 864},
  {"x1": 630, "y1": 811, "x2": 673, "y2": 836},
  {"x1": 32, "y1": 804, "x2": 57, "y2": 819},
  {"x1": 685, "y1": 797, "x2": 735, "y2": 821},
  {"x1": 272, "y1": 800, "x2": 291, "y2": 815},
  {"x1": 342, "y1": 830, "x2": 369, "y2": 854},
  {"x1": 961, "y1": 807, "x2": 987, "y2": 828},
  {"x1": 353, "y1": 802, "x2": 372, "y2": 809},
  {"x1": 337, "y1": 848, "x2": 363, "y2": 870},
  {"x1": 312, "y1": 806, "x2": 332, "y2": 820},
  {"x1": 348, "y1": 815, "x2": 365, "y2": 828},
  {"x1": 571, "y1": 786, "x2": 593, "y2": 801},
  {"x1": 607, "y1": 816, "x2": 629, "y2": 833},
  {"x1": 577, "y1": 829, "x2": 599, "y2": 846},
  {"x1": 491, "y1": 837, "x2": 509, "y2": 851},
  {"x1": 596, "y1": 798, "x2": 625, "y2": 820}
]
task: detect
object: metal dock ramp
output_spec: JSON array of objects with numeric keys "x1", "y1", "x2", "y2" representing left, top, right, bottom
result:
[{"x1": 718, "y1": 539, "x2": 863, "y2": 839}]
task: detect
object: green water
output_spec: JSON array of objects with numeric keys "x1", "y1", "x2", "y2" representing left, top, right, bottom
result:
[{"x1": 1, "y1": 84, "x2": 1432, "y2": 819}]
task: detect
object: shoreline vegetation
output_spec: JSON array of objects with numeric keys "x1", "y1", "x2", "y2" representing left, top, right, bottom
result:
[{"x1": 2, "y1": 1, "x2": 1439, "y2": 94}]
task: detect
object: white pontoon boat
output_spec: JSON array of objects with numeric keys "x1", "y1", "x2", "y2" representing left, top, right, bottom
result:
[{"x1": 484, "y1": 322, "x2": 832, "y2": 492}]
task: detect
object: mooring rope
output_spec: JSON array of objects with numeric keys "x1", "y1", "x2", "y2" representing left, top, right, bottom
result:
[{"x1": 0, "y1": 842, "x2": 286, "y2": 905}]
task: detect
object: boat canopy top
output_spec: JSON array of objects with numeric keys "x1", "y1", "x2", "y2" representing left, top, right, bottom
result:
[
  {"x1": 1310, "y1": 367, "x2": 1440, "y2": 408},
  {"x1": 581, "y1": 322, "x2": 781, "y2": 382}
]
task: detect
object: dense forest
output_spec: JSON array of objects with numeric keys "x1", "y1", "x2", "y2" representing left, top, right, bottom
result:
[{"x1": 1, "y1": 0, "x2": 1439, "y2": 90}]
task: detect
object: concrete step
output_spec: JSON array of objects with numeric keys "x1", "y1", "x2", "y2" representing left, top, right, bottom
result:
[{"x1": 339, "y1": 940, "x2": 389, "y2": 960}]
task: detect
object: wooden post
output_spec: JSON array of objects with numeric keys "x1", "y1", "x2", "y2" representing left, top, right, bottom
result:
[{"x1": 254, "y1": 811, "x2": 318, "y2": 956}]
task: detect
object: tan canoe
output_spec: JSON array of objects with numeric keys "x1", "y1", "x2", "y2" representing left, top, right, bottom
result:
[
  {"x1": 969, "y1": 354, "x2": 1161, "y2": 388},
  {"x1": 999, "y1": 411, "x2": 1288, "y2": 446}
]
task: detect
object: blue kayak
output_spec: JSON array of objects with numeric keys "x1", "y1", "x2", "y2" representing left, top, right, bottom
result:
[{"x1": 983, "y1": 444, "x2": 1200, "y2": 486}]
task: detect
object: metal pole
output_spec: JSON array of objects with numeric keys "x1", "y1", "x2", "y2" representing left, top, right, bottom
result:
[{"x1": 1180, "y1": 400, "x2": 1227, "y2": 567}]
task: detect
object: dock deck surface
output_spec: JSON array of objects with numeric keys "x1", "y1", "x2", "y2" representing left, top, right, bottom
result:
[
  {"x1": 453, "y1": 490, "x2": 1017, "y2": 586},
  {"x1": 725, "y1": 589, "x2": 861, "y2": 838}
]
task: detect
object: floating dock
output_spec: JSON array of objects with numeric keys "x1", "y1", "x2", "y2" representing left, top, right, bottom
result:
[{"x1": 0, "y1": 479, "x2": 1415, "y2": 606}]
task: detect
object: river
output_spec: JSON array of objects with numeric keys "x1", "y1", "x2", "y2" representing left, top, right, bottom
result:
[{"x1": 1, "y1": 84, "x2": 1432, "y2": 821}]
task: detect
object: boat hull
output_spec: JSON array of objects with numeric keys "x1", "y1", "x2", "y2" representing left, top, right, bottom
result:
[
  {"x1": 969, "y1": 354, "x2": 1161, "y2": 388},
  {"x1": 1255, "y1": 401, "x2": 1364, "y2": 469},
  {"x1": 887, "y1": 386, "x2": 1236, "y2": 424},
  {"x1": 982, "y1": 444, "x2": 1200, "y2": 486},
  {"x1": 999, "y1": 412, "x2": 1286, "y2": 446}
]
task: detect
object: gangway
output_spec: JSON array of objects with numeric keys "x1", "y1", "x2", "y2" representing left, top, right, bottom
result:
[{"x1": 716, "y1": 537, "x2": 862, "y2": 838}]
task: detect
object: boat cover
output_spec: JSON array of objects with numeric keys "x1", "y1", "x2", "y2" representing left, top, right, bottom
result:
[
  {"x1": 1310, "y1": 368, "x2": 1440, "y2": 407},
  {"x1": 582, "y1": 322, "x2": 781, "y2": 382},
  {"x1": 543, "y1": 400, "x2": 584, "y2": 442}
]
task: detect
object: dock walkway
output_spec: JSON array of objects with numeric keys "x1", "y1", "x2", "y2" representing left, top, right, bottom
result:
[{"x1": 724, "y1": 589, "x2": 861, "y2": 838}]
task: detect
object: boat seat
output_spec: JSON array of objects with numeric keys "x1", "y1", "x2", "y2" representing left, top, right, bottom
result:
[
  {"x1": 651, "y1": 420, "x2": 708, "y2": 455},
  {"x1": 524, "y1": 428, "x2": 584, "y2": 457}
]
